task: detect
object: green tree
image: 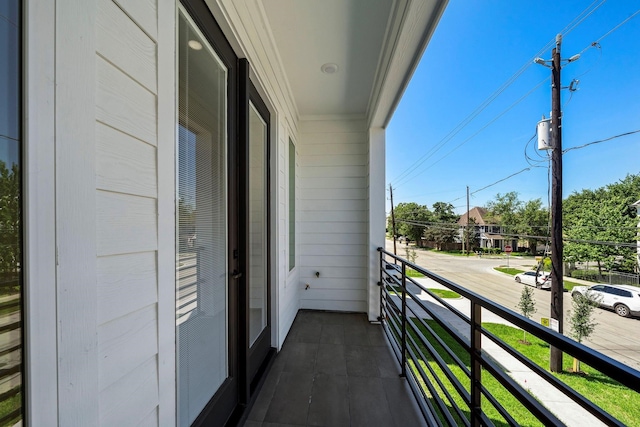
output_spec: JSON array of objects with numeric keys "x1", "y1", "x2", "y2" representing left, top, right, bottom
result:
[
  {"x1": 486, "y1": 191, "x2": 522, "y2": 236},
  {"x1": 388, "y1": 202, "x2": 433, "y2": 242},
  {"x1": 517, "y1": 199, "x2": 549, "y2": 255},
  {"x1": 404, "y1": 247, "x2": 417, "y2": 264},
  {"x1": 564, "y1": 174, "x2": 640, "y2": 274},
  {"x1": 568, "y1": 293, "x2": 599, "y2": 372},
  {"x1": 517, "y1": 286, "x2": 536, "y2": 343},
  {"x1": 462, "y1": 217, "x2": 480, "y2": 253},
  {"x1": 423, "y1": 202, "x2": 458, "y2": 250}
]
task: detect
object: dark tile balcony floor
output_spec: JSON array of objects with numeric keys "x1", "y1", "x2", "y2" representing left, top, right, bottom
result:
[{"x1": 242, "y1": 310, "x2": 426, "y2": 427}]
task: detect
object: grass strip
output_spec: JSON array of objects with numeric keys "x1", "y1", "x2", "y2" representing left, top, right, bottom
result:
[
  {"x1": 406, "y1": 268, "x2": 425, "y2": 278},
  {"x1": 408, "y1": 319, "x2": 544, "y2": 426},
  {"x1": 494, "y1": 267, "x2": 523, "y2": 276},
  {"x1": 483, "y1": 323, "x2": 639, "y2": 427}
]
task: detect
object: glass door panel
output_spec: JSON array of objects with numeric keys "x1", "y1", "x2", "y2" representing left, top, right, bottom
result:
[
  {"x1": 176, "y1": 8, "x2": 228, "y2": 426},
  {"x1": 248, "y1": 102, "x2": 267, "y2": 346}
]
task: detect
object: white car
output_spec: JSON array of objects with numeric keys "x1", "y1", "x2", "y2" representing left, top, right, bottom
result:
[
  {"x1": 571, "y1": 284, "x2": 640, "y2": 318},
  {"x1": 514, "y1": 271, "x2": 550, "y2": 289}
]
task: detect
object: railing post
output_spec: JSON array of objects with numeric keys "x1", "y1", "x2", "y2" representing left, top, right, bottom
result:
[
  {"x1": 470, "y1": 301, "x2": 482, "y2": 427},
  {"x1": 378, "y1": 249, "x2": 384, "y2": 322},
  {"x1": 400, "y1": 261, "x2": 407, "y2": 378}
]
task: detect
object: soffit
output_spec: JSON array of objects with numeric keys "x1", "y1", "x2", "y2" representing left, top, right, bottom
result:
[{"x1": 262, "y1": 0, "x2": 393, "y2": 119}]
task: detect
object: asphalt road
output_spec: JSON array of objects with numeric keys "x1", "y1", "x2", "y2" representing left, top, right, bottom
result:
[{"x1": 385, "y1": 240, "x2": 640, "y2": 371}]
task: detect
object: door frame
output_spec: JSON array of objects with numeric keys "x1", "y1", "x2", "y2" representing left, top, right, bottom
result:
[
  {"x1": 179, "y1": 1, "x2": 240, "y2": 426},
  {"x1": 238, "y1": 61, "x2": 274, "y2": 401}
]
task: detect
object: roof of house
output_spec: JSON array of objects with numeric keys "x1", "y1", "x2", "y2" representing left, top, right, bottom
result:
[{"x1": 458, "y1": 206, "x2": 488, "y2": 226}]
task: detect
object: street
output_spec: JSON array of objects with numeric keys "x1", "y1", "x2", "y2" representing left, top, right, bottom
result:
[{"x1": 385, "y1": 240, "x2": 640, "y2": 370}]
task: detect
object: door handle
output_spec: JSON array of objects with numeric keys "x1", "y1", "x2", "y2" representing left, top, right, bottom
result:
[{"x1": 232, "y1": 270, "x2": 243, "y2": 279}]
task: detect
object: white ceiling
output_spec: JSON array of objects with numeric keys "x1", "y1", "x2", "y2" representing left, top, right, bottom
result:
[{"x1": 263, "y1": 0, "x2": 394, "y2": 119}]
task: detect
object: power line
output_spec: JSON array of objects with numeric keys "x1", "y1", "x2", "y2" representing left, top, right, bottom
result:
[
  {"x1": 470, "y1": 168, "x2": 534, "y2": 196},
  {"x1": 389, "y1": 0, "x2": 615, "y2": 188},
  {"x1": 579, "y1": 6, "x2": 640, "y2": 54},
  {"x1": 562, "y1": 0, "x2": 608, "y2": 36},
  {"x1": 395, "y1": 220, "x2": 638, "y2": 248},
  {"x1": 563, "y1": 129, "x2": 640, "y2": 153}
]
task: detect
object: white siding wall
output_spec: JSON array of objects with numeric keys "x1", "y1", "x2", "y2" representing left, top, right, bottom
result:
[
  {"x1": 95, "y1": 1, "x2": 163, "y2": 423},
  {"x1": 53, "y1": 0, "x2": 174, "y2": 424},
  {"x1": 298, "y1": 119, "x2": 369, "y2": 313}
]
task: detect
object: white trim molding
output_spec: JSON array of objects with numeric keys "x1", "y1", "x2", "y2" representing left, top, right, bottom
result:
[{"x1": 24, "y1": 0, "x2": 59, "y2": 423}]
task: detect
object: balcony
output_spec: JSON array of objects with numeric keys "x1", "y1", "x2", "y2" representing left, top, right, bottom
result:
[
  {"x1": 242, "y1": 310, "x2": 426, "y2": 426},
  {"x1": 243, "y1": 249, "x2": 640, "y2": 427}
]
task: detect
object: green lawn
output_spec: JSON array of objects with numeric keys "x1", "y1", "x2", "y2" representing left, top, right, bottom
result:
[
  {"x1": 562, "y1": 280, "x2": 581, "y2": 291},
  {"x1": 387, "y1": 286, "x2": 460, "y2": 299},
  {"x1": 406, "y1": 268, "x2": 425, "y2": 278},
  {"x1": 428, "y1": 289, "x2": 461, "y2": 299},
  {"x1": 494, "y1": 267, "x2": 523, "y2": 276},
  {"x1": 409, "y1": 320, "x2": 544, "y2": 426},
  {"x1": 404, "y1": 320, "x2": 638, "y2": 426},
  {"x1": 483, "y1": 323, "x2": 639, "y2": 426}
]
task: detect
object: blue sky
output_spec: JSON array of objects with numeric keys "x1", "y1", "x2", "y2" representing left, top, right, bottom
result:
[{"x1": 386, "y1": 0, "x2": 640, "y2": 214}]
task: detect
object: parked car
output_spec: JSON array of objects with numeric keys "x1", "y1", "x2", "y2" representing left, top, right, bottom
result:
[
  {"x1": 571, "y1": 284, "x2": 640, "y2": 318},
  {"x1": 514, "y1": 271, "x2": 550, "y2": 290}
]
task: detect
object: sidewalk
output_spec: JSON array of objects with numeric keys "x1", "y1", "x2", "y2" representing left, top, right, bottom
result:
[{"x1": 392, "y1": 277, "x2": 606, "y2": 427}]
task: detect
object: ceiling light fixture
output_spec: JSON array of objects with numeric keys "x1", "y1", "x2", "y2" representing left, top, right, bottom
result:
[
  {"x1": 321, "y1": 63, "x2": 339, "y2": 74},
  {"x1": 188, "y1": 40, "x2": 203, "y2": 51}
]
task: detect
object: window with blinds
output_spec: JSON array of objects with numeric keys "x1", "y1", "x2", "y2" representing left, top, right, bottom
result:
[{"x1": 176, "y1": 8, "x2": 229, "y2": 426}]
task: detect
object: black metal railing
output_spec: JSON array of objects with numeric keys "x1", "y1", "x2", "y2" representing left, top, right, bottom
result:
[{"x1": 377, "y1": 247, "x2": 640, "y2": 427}]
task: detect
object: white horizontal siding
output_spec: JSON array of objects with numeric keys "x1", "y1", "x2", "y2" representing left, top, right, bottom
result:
[
  {"x1": 113, "y1": 0, "x2": 158, "y2": 41},
  {"x1": 299, "y1": 188, "x2": 368, "y2": 200},
  {"x1": 98, "y1": 304, "x2": 158, "y2": 391},
  {"x1": 99, "y1": 355, "x2": 159, "y2": 426},
  {"x1": 298, "y1": 153, "x2": 368, "y2": 167},
  {"x1": 298, "y1": 119, "x2": 369, "y2": 313},
  {"x1": 302, "y1": 177, "x2": 367, "y2": 189},
  {"x1": 138, "y1": 407, "x2": 159, "y2": 427},
  {"x1": 96, "y1": 56, "x2": 157, "y2": 146},
  {"x1": 299, "y1": 165, "x2": 368, "y2": 178},
  {"x1": 300, "y1": 222, "x2": 368, "y2": 234},
  {"x1": 93, "y1": 0, "x2": 162, "y2": 424},
  {"x1": 297, "y1": 232, "x2": 367, "y2": 245},
  {"x1": 96, "y1": 252, "x2": 157, "y2": 325},
  {"x1": 97, "y1": 0, "x2": 157, "y2": 93},
  {"x1": 299, "y1": 199, "x2": 367, "y2": 211},
  {"x1": 96, "y1": 191, "x2": 158, "y2": 256},
  {"x1": 299, "y1": 243, "x2": 367, "y2": 256},
  {"x1": 301, "y1": 210, "x2": 367, "y2": 223},
  {"x1": 96, "y1": 122, "x2": 157, "y2": 198}
]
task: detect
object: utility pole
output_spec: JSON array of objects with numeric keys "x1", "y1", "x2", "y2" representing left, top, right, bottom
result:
[
  {"x1": 390, "y1": 184, "x2": 398, "y2": 258},
  {"x1": 549, "y1": 34, "x2": 564, "y2": 373},
  {"x1": 466, "y1": 186, "x2": 470, "y2": 256}
]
